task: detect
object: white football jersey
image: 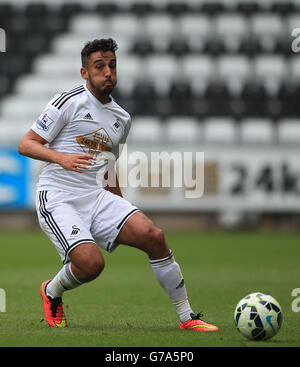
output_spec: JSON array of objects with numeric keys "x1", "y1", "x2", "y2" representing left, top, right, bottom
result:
[{"x1": 31, "y1": 84, "x2": 131, "y2": 193}]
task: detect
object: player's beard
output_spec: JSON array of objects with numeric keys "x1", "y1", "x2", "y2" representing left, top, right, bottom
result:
[{"x1": 88, "y1": 76, "x2": 116, "y2": 103}]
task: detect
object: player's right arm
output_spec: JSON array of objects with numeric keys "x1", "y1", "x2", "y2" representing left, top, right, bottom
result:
[
  {"x1": 18, "y1": 130, "x2": 94, "y2": 173},
  {"x1": 18, "y1": 96, "x2": 94, "y2": 173}
]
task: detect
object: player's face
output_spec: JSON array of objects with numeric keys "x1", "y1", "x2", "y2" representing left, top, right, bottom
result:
[{"x1": 81, "y1": 51, "x2": 117, "y2": 100}]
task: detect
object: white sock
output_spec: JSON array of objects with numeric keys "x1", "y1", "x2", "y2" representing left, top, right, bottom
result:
[
  {"x1": 46, "y1": 262, "x2": 82, "y2": 299},
  {"x1": 150, "y1": 250, "x2": 193, "y2": 323}
]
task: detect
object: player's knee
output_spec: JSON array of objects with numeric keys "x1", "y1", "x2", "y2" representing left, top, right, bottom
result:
[
  {"x1": 80, "y1": 255, "x2": 105, "y2": 282},
  {"x1": 144, "y1": 226, "x2": 168, "y2": 256},
  {"x1": 145, "y1": 226, "x2": 164, "y2": 246}
]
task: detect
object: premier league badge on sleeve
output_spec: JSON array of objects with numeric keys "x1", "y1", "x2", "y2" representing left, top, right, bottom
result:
[{"x1": 36, "y1": 113, "x2": 54, "y2": 131}]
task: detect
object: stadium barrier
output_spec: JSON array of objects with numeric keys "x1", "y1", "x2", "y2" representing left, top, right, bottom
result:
[{"x1": 1, "y1": 144, "x2": 299, "y2": 214}]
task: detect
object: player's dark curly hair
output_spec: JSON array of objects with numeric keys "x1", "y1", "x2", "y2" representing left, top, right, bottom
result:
[{"x1": 81, "y1": 38, "x2": 118, "y2": 67}]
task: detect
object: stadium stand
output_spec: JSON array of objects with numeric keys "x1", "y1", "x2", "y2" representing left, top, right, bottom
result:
[{"x1": 0, "y1": 0, "x2": 299, "y2": 145}]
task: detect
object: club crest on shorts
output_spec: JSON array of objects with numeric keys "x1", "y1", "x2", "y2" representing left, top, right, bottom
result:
[{"x1": 70, "y1": 225, "x2": 80, "y2": 236}]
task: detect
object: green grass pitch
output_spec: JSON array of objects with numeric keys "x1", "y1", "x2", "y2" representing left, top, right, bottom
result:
[{"x1": 0, "y1": 229, "x2": 299, "y2": 347}]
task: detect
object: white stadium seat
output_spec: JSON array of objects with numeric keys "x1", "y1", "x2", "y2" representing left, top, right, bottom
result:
[
  {"x1": 215, "y1": 14, "x2": 249, "y2": 43},
  {"x1": 179, "y1": 15, "x2": 211, "y2": 41},
  {"x1": 15, "y1": 75, "x2": 83, "y2": 99},
  {"x1": 69, "y1": 14, "x2": 104, "y2": 36},
  {"x1": 254, "y1": 56, "x2": 287, "y2": 84},
  {"x1": 217, "y1": 55, "x2": 252, "y2": 86},
  {"x1": 110, "y1": 15, "x2": 141, "y2": 38},
  {"x1": 287, "y1": 14, "x2": 300, "y2": 33},
  {"x1": 251, "y1": 14, "x2": 284, "y2": 39},
  {"x1": 182, "y1": 56, "x2": 216, "y2": 93},
  {"x1": 0, "y1": 96, "x2": 49, "y2": 123},
  {"x1": 289, "y1": 56, "x2": 300, "y2": 82},
  {"x1": 165, "y1": 117, "x2": 200, "y2": 142},
  {"x1": 203, "y1": 117, "x2": 237, "y2": 143},
  {"x1": 278, "y1": 119, "x2": 300, "y2": 144},
  {"x1": 144, "y1": 56, "x2": 180, "y2": 93},
  {"x1": 240, "y1": 118, "x2": 274, "y2": 144},
  {"x1": 128, "y1": 117, "x2": 162, "y2": 142},
  {"x1": 116, "y1": 56, "x2": 145, "y2": 94},
  {"x1": 143, "y1": 15, "x2": 177, "y2": 39},
  {"x1": 34, "y1": 54, "x2": 81, "y2": 77}
]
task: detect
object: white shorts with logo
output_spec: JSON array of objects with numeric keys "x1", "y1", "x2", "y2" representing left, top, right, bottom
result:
[{"x1": 36, "y1": 189, "x2": 140, "y2": 264}]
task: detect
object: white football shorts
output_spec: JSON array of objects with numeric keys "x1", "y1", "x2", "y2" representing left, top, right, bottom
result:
[{"x1": 36, "y1": 189, "x2": 140, "y2": 264}]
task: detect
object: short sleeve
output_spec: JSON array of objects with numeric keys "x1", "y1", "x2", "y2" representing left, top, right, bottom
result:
[
  {"x1": 120, "y1": 117, "x2": 132, "y2": 145},
  {"x1": 31, "y1": 104, "x2": 67, "y2": 143}
]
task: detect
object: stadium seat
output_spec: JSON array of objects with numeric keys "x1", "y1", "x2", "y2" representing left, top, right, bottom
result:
[
  {"x1": 241, "y1": 82, "x2": 267, "y2": 117},
  {"x1": 182, "y1": 56, "x2": 216, "y2": 93},
  {"x1": 215, "y1": 13, "x2": 250, "y2": 51},
  {"x1": 277, "y1": 118, "x2": 300, "y2": 144},
  {"x1": 203, "y1": 117, "x2": 237, "y2": 143},
  {"x1": 251, "y1": 14, "x2": 284, "y2": 40},
  {"x1": 110, "y1": 14, "x2": 141, "y2": 39},
  {"x1": 128, "y1": 82, "x2": 157, "y2": 116},
  {"x1": 165, "y1": 117, "x2": 200, "y2": 142},
  {"x1": 131, "y1": 39, "x2": 155, "y2": 56},
  {"x1": 69, "y1": 14, "x2": 104, "y2": 36},
  {"x1": 254, "y1": 56, "x2": 287, "y2": 85},
  {"x1": 143, "y1": 15, "x2": 176, "y2": 39},
  {"x1": 204, "y1": 83, "x2": 231, "y2": 116},
  {"x1": 144, "y1": 56, "x2": 180, "y2": 94},
  {"x1": 0, "y1": 95, "x2": 49, "y2": 124},
  {"x1": 287, "y1": 14, "x2": 300, "y2": 34},
  {"x1": 179, "y1": 15, "x2": 211, "y2": 41},
  {"x1": 240, "y1": 118, "x2": 275, "y2": 144},
  {"x1": 128, "y1": 116, "x2": 162, "y2": 142},
  {"x1": 15, "y1": 74, "x2": 82, "y2": 99},
  {"x1": 289, "y1": 56, "x2": 300, "y2": 83},
  {"x1": 116, "y1": 56, "x2": 145, "y2": 94},
  {"x1": 33, "y1": 54, "x2": 81, "y2": 78},
  {"x1": 217, "y1": 56, "x2": 252, "y2": 93}
]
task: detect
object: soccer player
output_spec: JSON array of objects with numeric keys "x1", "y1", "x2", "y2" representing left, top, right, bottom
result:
[{"x1": 18, "y1": 38, "x2": 218, "y2": 331}]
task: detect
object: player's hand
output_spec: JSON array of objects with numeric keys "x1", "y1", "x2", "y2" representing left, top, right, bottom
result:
[{"x1": 57, "y1": 153, "x2": 95, "y2": 173}]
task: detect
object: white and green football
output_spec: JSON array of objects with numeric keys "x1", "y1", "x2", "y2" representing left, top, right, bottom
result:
[{"x1": 234, "y1": 292, "x2": 282, "y2": 341}]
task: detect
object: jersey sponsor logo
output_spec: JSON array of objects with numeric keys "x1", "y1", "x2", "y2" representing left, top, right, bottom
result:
[
  {"x1": 76, "y1": 128, "x2": 112, "y2": 157},
  {"x1": 36, "y1": 113, "x2": 54, "y2": 131}
]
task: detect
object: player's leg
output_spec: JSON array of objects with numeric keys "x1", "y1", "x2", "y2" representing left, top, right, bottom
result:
[
  {"x1": 116, "y1": 211, "x2": 193, "y2": 322},
  {"x1": 46, "y1": 242, "x2": 105, "y2": 298},
  {"x1": 41, "y1": 243, "x2": 105, "y2": 328},
  {"x1": 37, "y1": 190, "x2": 105, "y2": 327},
  {"x1": 116, "y1": 211, "x2": 218, "y2": 330},
  {"x1": 91, "y1": 190, "x2": 218, "y2": 331}
]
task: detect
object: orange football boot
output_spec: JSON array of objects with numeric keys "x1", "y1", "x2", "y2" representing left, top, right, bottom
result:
[
  {"x1": 40, "y1": 280, "x2": 68, "y2": 327},
  {"x1": 180, "y1": 312, "x2": 219, "y2": 331}
]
